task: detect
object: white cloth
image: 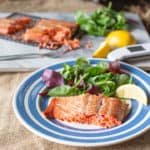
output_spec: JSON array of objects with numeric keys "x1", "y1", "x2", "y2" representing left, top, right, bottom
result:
[{"x1": 0, "y1": 13, "x2": 149, "y2": 72}]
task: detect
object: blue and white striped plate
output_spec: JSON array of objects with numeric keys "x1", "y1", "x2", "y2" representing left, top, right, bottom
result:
[{"x1": 13, "y1": 58, "x2": 150, "y2": 147}]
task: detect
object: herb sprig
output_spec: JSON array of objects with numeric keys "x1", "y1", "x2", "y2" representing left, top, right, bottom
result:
[{"x1": 75, "y1": 2, "x2": 128, "y2": 36}]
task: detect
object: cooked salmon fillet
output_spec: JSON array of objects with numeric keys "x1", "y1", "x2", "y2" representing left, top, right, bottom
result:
[
  {"x1": 36, "y1": 19, "x2": 79, "y2": 35},
  {"x1": 24, "y1": 26, "x2": 71, "y2": 42},
  {"x1": 0, "y1": 17, "x2": 31, "y2": 35},
  {"x1": 43, "y1": 93, "x2": 129, "y2": 128},
  {"x1": 23, "y1": 19, "x2": 80, "y2": 50},
  {"x1": 23, "y1": 28, "x2": 49, "y2": 43},
  {"x1": 23, "y1": 19, "x2": 78, "y2": 42}
]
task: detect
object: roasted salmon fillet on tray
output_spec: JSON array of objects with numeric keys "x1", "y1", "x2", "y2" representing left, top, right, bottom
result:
[
  {"x1": 0, "y1": 12, "x2": 80, "y2": 50},
  {"x1": 0, "y1": 17, "x2": 31, "y2": 35},
  {"x1": 23, "y1": 19, "x2": 79, "y2": 49}
]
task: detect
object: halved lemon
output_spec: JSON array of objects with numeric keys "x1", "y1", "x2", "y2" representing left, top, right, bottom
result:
[
  {"x1": 92, "y1": 41, "x2": 111, "y2": 58},
  {"x1": 116, "y1": 84, "x2": 148, "y2": 105},
  {"x1": 106, "y1": 30, "x2": 137, "y2": 49}
]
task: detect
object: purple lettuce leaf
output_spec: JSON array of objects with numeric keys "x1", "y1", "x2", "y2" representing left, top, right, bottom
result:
[
  {"x1": 108, "y1": 60, "x2": 122, "y2": 74},
  {"x1": 42, "y1": 69, "x2": 64, "y2": 88},
  {"x1": 86, "y1": 84, "x2": 101, "y2": 95}
]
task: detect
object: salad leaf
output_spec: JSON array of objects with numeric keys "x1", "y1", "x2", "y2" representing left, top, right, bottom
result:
[
  {"x1": 61, "y1": 63, "x2": 75, "y2": 83},
  {"x1": 86, "y1": 84, "x2": 101, "y2": 95},
  {"x1": 48, "y1": 85, "x2": 83, "y2": 97},
  {"x1": 108, "y1": 60, "x2": 121, "y2": 74},
  {"x1": 42, "y1": 57, "x2": 133, "y2": 97},
  {"x1": 88, "y1": 73, "x2": 116, "y2": 96},
  {"x1": 75, "y1": 2, "x2": 128, "y2": 36},
  {"x1": 115, "y1": 74, "x2": 133, "y2": 86},
  {"x1": 75, "y1": 57, "x2": 90, "y2": 68},
  {"x1": 42, "y1": 69, "x2": 64, "y2": 88},
  {"x1": 96, "y1": 61, "x2": 108, "y2": 72}
]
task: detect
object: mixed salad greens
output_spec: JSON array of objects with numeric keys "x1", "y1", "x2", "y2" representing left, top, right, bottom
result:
[
  {"x1": 75, "y1": 2, "x2": 128, "y2": 36},
  {"x1": 41, "y1": 57, "x2": 132, "y2": 97}
]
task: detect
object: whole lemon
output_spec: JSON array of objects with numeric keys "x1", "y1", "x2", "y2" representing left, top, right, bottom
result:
[{"x1": 106, "y1": 30, "x2": 136, "y2": 49}]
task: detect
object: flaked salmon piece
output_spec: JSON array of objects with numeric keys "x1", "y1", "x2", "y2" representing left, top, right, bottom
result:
[
  {"x1": 44, "y1": 94, "x2": 88, "y2": 119},
  {"x1": 0, "y1": 17, "x2": 31, "y2": 35},
  {"x1": 23, "y1": 26, "x2": 71, "y2": 49},
  {"x1": 23, "y1": 28, "x2": 49, "y2": 43},
  {"x1": 23, "y1": 18, "x2": 80, "y2": 50},
  {"x1": 86, "y1": 41, "x2": 92, "y2": 49},
  {"x1": 14, "y1": 17, "x2": 31, "y2": 26},
  {"x1": 64, "y1": 38, "x2": 80, "y2": 51},
  {"x1": 23, "y1": 26, "x2": 79, "y2": 50},
  {"x1": 48, "y1": 19, "x2": 79, "y2": 35},
  {"x1": 23, "y1": 26, "x2": 71, "y2": 42},
  {"x1": 98, "y1": 97, "x2": 129, "y2": 121},
  {"x1": 36, "y1": 19, "x2": 79, "y2": 35},
  {"x1": 35, "y1": 19, "x2": 54, "y2": 30},
  {"x1": 24, "y1": 19, "x2": 73, "y2": 42},
  {"x1": 51, "y1": 27, "x2": 72, "y2": 42},
  {"x1": 43, "y1": 93, "x2": 129, "y2": 128},
  {"x1": 94, "y1": 97, "x2": 129, "y2": 128}
]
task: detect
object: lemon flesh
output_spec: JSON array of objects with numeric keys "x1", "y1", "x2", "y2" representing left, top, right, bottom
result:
[
  {"x1": 92, "y1": 41, "x2": 111, "y2": 58},
  {"x1": 116, "y1": 84, "x2": 148, "y2": 105},
  {"x1": 106, "y1": 30, "x2": 137, "y2": 49}
]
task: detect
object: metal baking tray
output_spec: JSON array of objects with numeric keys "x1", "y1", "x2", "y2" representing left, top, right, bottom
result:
[
  {"x1": 0, "y1": 12, "x2": 43, "y2": 47},
  {"x1": 0, "y1": 12, "x2": 81, "y2": 49}
]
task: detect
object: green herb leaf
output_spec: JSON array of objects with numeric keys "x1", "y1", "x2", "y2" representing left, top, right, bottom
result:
[
  {"x1": 115, "y1": 74, "x2": 132, "y2": 86},
  {"x1": 75, "y1": 2, "x2": 128, "y2": 36},
  {"x1": 48, "y1": 57, "x2": 133, "y2": 97},
  {"x1": 48, "y1": 85, "x2": 82, "y2": 97}
]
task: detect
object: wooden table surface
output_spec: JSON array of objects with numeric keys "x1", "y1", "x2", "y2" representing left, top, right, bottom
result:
[{"x1": 0, "y1": 0, "x2": 150, "y2": 150}]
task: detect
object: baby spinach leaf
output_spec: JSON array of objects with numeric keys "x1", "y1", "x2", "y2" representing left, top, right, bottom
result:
[{"x1": 48, "y1": 85, "x2": 82, "y2": 97}]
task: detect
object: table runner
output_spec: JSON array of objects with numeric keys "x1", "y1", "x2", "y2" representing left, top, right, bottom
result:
[{"x1": 0, "y1": 72, "x2": 150, "y2": 150}]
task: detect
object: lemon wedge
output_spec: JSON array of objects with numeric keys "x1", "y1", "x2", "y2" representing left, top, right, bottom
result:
[
  {"x1": 116, "y1": 84, "x2": 148, "y2": 105},
  {"x1": 92, "y1": 41, "x2": 111, "y2": 58}
]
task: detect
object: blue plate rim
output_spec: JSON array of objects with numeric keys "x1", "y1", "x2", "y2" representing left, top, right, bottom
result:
[{"x1": 13, "y1": 58, "x2": 150, "y2": 147}]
